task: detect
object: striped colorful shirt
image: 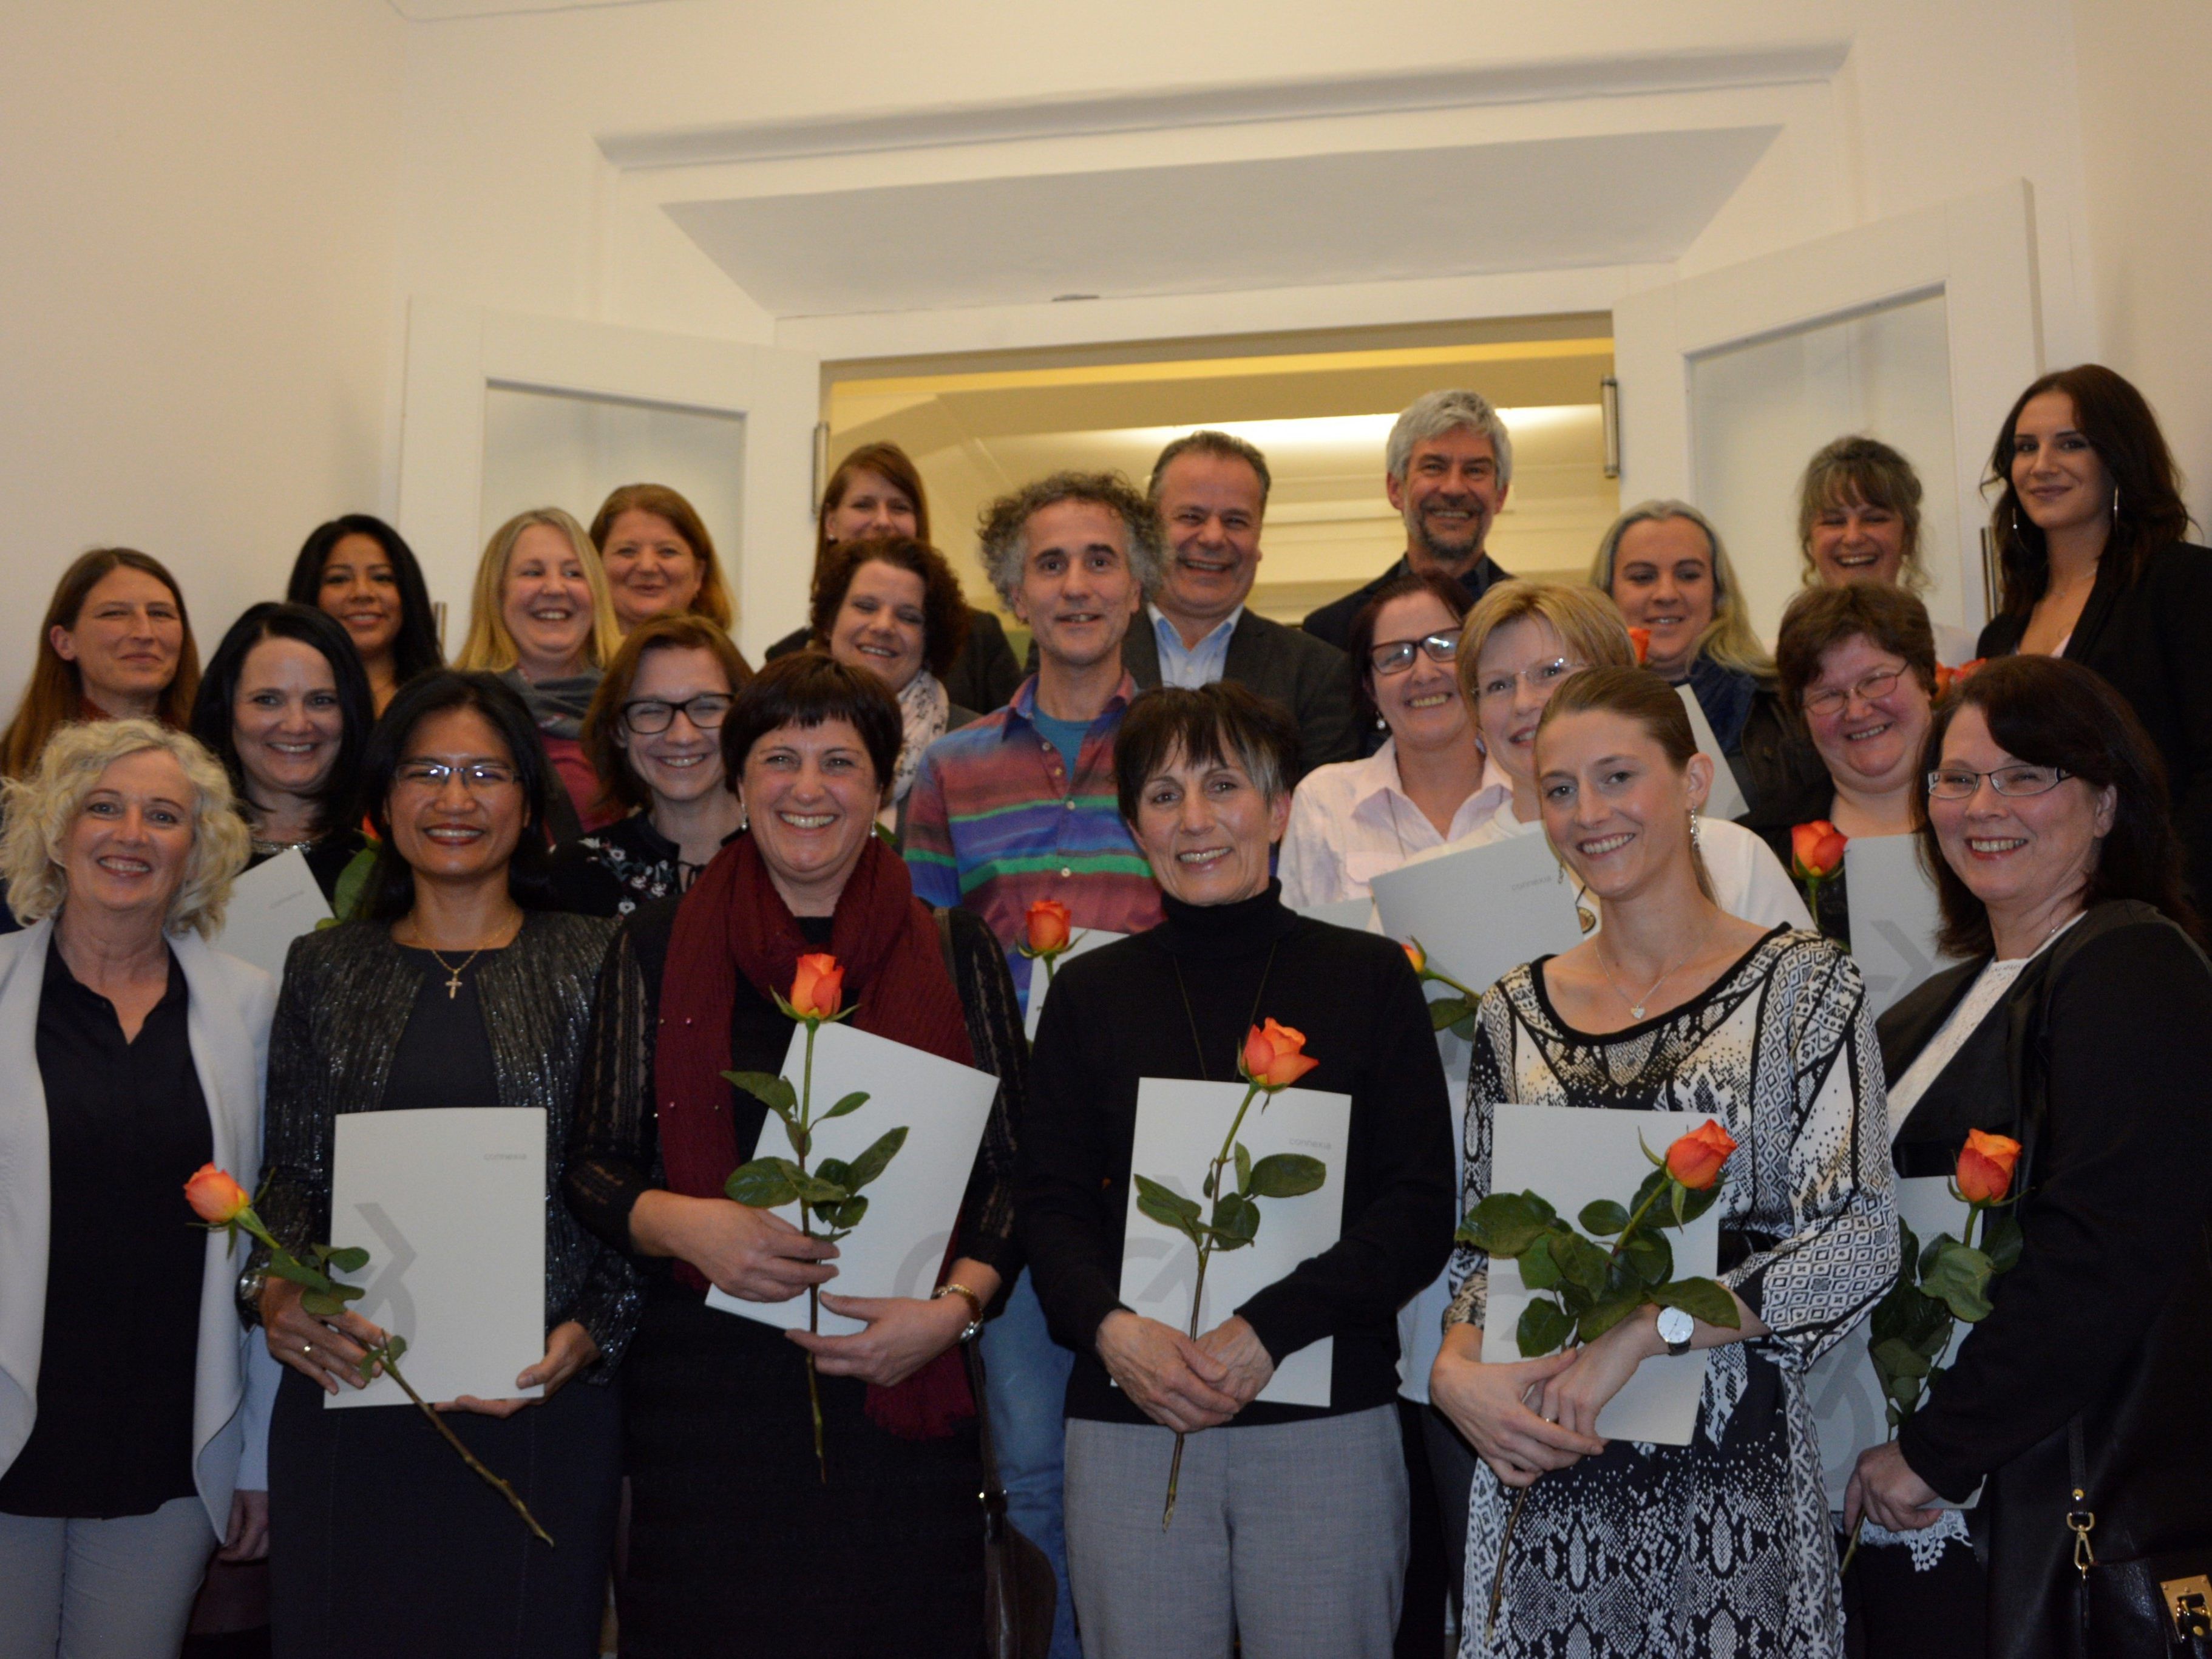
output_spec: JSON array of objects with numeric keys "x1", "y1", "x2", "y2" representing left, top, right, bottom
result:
[{"x1": 903, "y1": 673, "x2": 1163, "y2": 1008}]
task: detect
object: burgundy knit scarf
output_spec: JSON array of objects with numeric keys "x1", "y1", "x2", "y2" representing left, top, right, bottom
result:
[{"x1": 655, "y1": 832, "x2": 976, "y2": 1438}]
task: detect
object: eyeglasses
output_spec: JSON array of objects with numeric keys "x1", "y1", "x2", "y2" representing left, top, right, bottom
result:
[
  {"x1": 1803, "y1": 667, "x2": 1907, "y2": 719},
  {"x1": 394, "y1": 761, "x2": 519, "y2": 792},
  {"x1": 1925, "y1": 764, "x2": 2072, "y2": 800},
  {"x1": 1368, "y1": 633, "x2": 1460, "y2": 676},
  {"x1": 620, "y1": 694, "x2": 733, "y2": 736},
  {"x1": 1476, "y1": 658, "x2": 1587, "y2": 701}
]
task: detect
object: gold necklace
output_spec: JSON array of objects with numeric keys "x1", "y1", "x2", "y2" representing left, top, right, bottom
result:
[{"x1": 419, "y1": 945, "x2": 484, "y2": 1000}]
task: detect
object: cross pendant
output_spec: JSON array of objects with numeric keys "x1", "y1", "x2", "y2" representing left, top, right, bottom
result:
[{"x1": 444, "y1": 972, "x2": 464, "y2": 999}]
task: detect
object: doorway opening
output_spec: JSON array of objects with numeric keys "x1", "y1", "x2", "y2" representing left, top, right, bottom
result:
[{"x1": 823, "y1": 314, "x2": 1620, "y2": 653}]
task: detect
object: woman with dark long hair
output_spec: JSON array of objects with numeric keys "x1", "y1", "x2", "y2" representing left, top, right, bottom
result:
[
  {"x1": 1976, "y1": 363, "x2": 2212, "y2": 900},
  {"x1": 287, "y1": 515, "x2": 443, "y2": 715},
  {"x1": 1844, "y1": 655, "x2": 2212, "y2": 1656}
]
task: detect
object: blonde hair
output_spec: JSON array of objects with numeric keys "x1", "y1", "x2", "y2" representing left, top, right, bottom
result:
[
  {"x1": 0, "y1": 719, "x2": 249, "y2": 937},
  {"x1": 1589, "y1": 501, "x2": 1773, "y2": 678},
  {"x1": 455, "y1": 509, "x2": 623, "y2": 675},
  {"x1": 1457, "y1": 580, "x2": 1637, "y2": 702}
]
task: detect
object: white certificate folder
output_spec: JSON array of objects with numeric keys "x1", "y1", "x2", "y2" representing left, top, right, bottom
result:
[
  {"x1": 1118, "y1": 1077, "x2": 1352, "y2": 1409},
  {"x1": 1480, "y1": 1102, "x2": 1720, "y2": 1447},
  {"x1": 327, "y1": 1108, "x2": 546, "y2": 1409},
  {"x1": 1370, "y1": 830, "x2": 1586, "y2": 1000},
  {"x1": 706, "y1": 1022, "x2": 1001, "y2": 1336}
]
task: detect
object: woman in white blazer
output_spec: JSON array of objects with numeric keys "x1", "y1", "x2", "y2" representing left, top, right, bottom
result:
[{"x1": 0, "y1": 719, "x2": 279, "y2": 1659}]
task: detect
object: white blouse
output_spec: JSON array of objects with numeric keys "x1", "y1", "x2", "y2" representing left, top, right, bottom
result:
[{"x1": 1277, "y1": 739, "x2": 1511, "y2": 909}]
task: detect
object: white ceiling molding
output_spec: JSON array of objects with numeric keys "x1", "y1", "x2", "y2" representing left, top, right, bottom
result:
[{"x1": 598, "y1": 44, "x2": 1848, "y2": 170}]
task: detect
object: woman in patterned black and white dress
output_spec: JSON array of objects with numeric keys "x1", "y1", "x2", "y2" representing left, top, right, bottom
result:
[{"x1": 1429, "y1": 665, "x2": 1896, "y2": 1659}]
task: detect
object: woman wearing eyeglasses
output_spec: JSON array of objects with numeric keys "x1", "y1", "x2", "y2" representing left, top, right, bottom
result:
[
  {"x1": 1757, "y1": 585, "x2": 1942, "y2": 944},
  {"x1": 551, "y1": 616, "x2": 754, "y2": 918},
  {"x1": 254, "y1": 671, "x2": 634, "y2": 1657},
  {"x1": 1278, "y1": 573, "x2": 1503, "y2": 908}
]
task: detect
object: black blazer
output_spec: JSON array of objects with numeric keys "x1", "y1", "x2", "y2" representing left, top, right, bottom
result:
[
  {"x1": 767, "y1": 608, "x2": 1023, "y2": 715},
  {"x1": 1877, "y1": 901, "x2": 2212, "y2": 1658},
  {"x1": 1299, "y1": 552, "x2": 1515, "y2": 652},
  {"x1": 1979, "y1": 540, "x2": 2212, "y2": 903},
  {"x1": 1121, "y1": 609, "x2": 1360, "y2": 777}
]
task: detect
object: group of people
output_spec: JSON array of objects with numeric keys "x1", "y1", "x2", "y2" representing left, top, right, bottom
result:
[{"x1": 0, "y1": 358, "x2": 2207, "y2": 1659}]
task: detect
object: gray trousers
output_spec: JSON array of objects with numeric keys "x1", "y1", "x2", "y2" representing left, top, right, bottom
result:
[
  {"x1": 1064, "y1": 1405, "x2": 1408, "y2": 1659},
  {"x1": 0, "y1": 1496, "x2": 215, "y2": 1659}
]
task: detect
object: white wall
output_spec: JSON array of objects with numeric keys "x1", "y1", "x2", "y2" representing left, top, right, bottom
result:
[
  {"x1": 2071, "y1": 0, "x2": 2212, "y2": 532},
  {"x1": 0, "y1": 0, "x2": 404, "y2": 713}
]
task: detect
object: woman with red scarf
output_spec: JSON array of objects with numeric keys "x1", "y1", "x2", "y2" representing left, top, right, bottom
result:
[{"x1": 565, "y1": 653, "x2": 1026, "y2": 1657}]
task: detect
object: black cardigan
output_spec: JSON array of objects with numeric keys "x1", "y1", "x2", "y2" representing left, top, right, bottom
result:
[
  {"x1": 1980, "y1": 540, "x2": 2212, "y2": 901},
  {"x1": 1877, "y1": 902, "x2": 2212, "y2": 1655},
  {"x1": 1017, "y1": 884, "x2": 1454, "y2": 1428}
]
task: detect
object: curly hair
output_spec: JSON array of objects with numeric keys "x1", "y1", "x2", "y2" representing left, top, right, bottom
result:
[
  {"x1": 974, "y1": 470, "x2": 1167, "y2": 610},
  {"x1": 807, "y1": 535, "x2": 972, "y2": 681},
  {"x1": 0, "y1": 719, "x2": 249, "y2": 937}
]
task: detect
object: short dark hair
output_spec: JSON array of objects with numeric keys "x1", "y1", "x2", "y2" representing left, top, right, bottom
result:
[
  {"x1": 287, "y1": 514, "x2": 444, "y2": 686},
  {"x1": 807, "y1": 535, "x2": 972, "y2": 681},
  {"x1": 1915, "y1": 654, "x2": 2197, "y2": 958},
  {"x1": 1345, "y1": 570, "x2": 1473, "y2": 725},
  {"x1": 1147, "y1": 430, "x2": 1272, "y2": 509},
  {"x1": 189, "y1": 603, "x2": 375, "y2": 838},
  {"x1": 720, "y1": 652, "x2": 901, "y2": 801},
  {"x1": 358, "y1": 671, "x2": 557, "y2": 920},
  {"x1": 1113, "y1": 682, "x2": 1300, "y2": 827},
  {"x1": 582, "y1": 613, "x2": 755, "y2": 815},
  {"x1": 1987, "y1": 364, "x2": 2194, "y2": 619},
  {"x1": 1773, "y1": 584, "x2": 1938, "y2": 721}
]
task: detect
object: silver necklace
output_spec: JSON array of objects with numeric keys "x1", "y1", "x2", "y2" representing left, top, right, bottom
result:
[{"x1": 1595, "y1": 928, "x2": 1704, "y2": 1022}]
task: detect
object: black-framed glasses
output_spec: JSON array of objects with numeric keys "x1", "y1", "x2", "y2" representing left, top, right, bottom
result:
[
  {"x1": 1368, "y1": 632, "x2": 1460, "y2": 676},
  {"x1": 394, "y1": 760, "x2": 518, "y2": 792},
  {"x1": 1926, "y1": 764, "x2": 2071, "y2": 800},
  {"x1": 1476, "y1": 657, "x2": 1586, "y2": 701},
  {"x1": 621, "y1": 694, "x2": 733, "y2": 735},
  {"x1": 1803, "y1": 667, "x2": 1907, "y2": 719}
]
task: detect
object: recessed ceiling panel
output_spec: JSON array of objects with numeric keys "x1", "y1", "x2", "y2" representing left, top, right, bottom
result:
[{"x1": 665, "y1": 126, "x2": 1776, "y2": 317}]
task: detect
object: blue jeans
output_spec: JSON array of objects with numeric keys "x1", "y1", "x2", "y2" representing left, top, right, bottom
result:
[{"x1": 982, "y1": 1268, "x2": 1081, "y2": 1658}]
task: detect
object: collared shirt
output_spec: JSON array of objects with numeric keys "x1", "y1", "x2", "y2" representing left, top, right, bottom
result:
[
  {"x1": 903, "y1": 673, "x2": 1164, "y2": 1008},
  {"x1": 1276, "y1": 737, "x2": 1513, "y2": 909},
  {"x1": 1149, "y1": 603, "x2": 1241, "y2": 689}
]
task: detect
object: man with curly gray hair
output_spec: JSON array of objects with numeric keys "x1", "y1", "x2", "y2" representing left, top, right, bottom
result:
[
  {"x1": 907, "y1": 469, "x2": 1169, "y2": 1658},
  {"x1": 1302, "y1": 388, "x2": 1518, "y2": 655}
]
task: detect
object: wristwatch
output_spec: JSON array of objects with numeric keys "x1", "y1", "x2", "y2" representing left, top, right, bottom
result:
[
  {"x1": 1656, "y1": 1304, "x2": 1695, "y2": 1358},
  {"x1": 933, "y1": 1281, "x2": 985, "y2": 1344}
]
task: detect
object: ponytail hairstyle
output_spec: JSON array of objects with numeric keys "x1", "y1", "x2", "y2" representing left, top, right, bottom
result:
[{"x1": 1534, "y1": 663, "x2": 1716, "y2": 900}]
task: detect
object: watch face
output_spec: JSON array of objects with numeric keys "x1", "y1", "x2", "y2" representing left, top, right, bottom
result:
[{"x1": 1657, "y1": 1306, "x2": 1696, "y2": 1346}]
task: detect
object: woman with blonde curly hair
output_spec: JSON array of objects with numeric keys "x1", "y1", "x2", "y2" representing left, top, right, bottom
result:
[
  {"x1": 0, "y1": 720, "x2": 278, "y2": 1655},
  {"x1": 455, "y1": 507, "x2": 625, "y2": 838}
]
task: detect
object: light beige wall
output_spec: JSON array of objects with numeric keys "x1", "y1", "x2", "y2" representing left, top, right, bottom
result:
[
  {"x1": 0, "y1": 0, "x2": 404, "y2": 709},
  {"x1": 2070, "y1": 0, "x2": 2212, "y2": 530}
]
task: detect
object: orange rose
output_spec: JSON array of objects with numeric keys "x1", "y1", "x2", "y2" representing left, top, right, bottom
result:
[
  {"x1": 1025, "y1": 899, "x2": 1073, "y2": 957},
  {"x1": 1664, "y1": 1119, "x2": 1737, "y2": 1192},
  {"x1": 1955, "y1": 1128, "x2": 2021, "y2": 1204},
  {"x1": 1934, "y1": 659, "x2": 1986, "y2": 699},
  {"x1": 1241, "y1": 1017, "x2": 1320, "y2": 1090},
  {"x1": 1403, "y1": 940, "x2": 1427, "y2": 975},
  {"x1": 1791, "y1": 820, "x2": 1848, "y2": 882},
  {"x1": 184, "y1": 1163, "x2": 251, "y2": 1226},
  {"x1": 789, "y1": 953, "x2": 845, "y2": 1021},
  {"x1": 1627, "y1": 626, "x2": 1652, "y2": 667}
]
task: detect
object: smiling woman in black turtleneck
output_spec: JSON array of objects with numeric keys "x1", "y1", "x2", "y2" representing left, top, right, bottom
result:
[{"x1": 1019, "y1": 681, "x2": 1454, "y2": 1659}]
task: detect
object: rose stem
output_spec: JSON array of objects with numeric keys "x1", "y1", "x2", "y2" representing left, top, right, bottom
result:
[
  {"x1": 378, "y1": 1348, "x2": 554, "y2": 1547},
  {"x1": 1486, "y1": 1487, "x2": 1532, "y2": 1640},
  {"x1": 799, "y1": 1017, "x2": 827, "y2": 1484}
]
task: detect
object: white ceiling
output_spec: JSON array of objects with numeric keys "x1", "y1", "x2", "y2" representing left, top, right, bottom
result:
[{"x1": 667, "y1": 125, "x2": 1777, "y2": 317}]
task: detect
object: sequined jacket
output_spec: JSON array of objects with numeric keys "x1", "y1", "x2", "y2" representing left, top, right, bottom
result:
[{"x1": 248, "y1": 911, "x2": 642, "y2": 1376}]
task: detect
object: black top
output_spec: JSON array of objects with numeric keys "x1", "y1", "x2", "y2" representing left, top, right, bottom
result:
[
  {"x1": 1979, "y1": 540, "x2": 2212, "y2": 904},
  {"x1": 0, "y1": 945, "x2": 209, "y2": 1518},
  {"x1": 1301, "y1": 552, "x2": 1515, "y2": 654},
  {"x1": 382, "y1": 947, "x2": 504, "y2": 1111},
  {"x1": 1119, "y1": 609, "x2": 1360, "y2": 779},
  {"x1": 246, "y1": 827, "x2": 372, "y2": 911},
  {"x1": 1876, "y1": 903, "x2": 2212, "y2": 1634},
  {"x1": 565, "y1": 897, "x2": 1027, "y2": 1300},
  {"x1": 767, "y1": 608, "x2": 1023, "y2": 716},
  {"x1": 548, "y1": 813, "x2": 739, "y2": 920},
  {"x1": 1017, "y1": 883, "x2": 1455, "y2": 1427}
]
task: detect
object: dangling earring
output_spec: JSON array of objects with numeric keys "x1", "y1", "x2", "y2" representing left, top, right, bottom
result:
[
  {"x1": 1689, "y1": 807, "x2": 1704, "y2": 852},
  {"x1": 2112, "y1": 484, "x2": 2122, "y2": 521}
]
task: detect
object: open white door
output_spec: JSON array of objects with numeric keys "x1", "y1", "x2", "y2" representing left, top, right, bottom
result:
[
  {"x1": 1613, "y1": 180, "x2": 2043, "y2": 646},
  {"x1": 396, "y1": 300, "x2": 820, "y2": 662}
]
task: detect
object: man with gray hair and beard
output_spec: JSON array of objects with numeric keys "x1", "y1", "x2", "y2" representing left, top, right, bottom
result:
[{"x1": 1301, "y1": 388, "x2": 1518, "y2": 652}]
